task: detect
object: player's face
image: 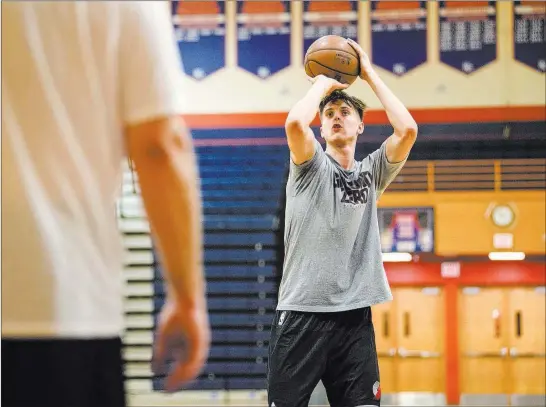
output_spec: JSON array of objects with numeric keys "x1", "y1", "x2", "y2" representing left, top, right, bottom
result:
[{"x1": 320, "y1": 100, "x2": 364, "y2": 144}]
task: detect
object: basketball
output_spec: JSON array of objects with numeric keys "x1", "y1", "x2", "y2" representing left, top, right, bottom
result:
[{"x1": 304, "y1": 35, "x2": 360, "y2": 85}]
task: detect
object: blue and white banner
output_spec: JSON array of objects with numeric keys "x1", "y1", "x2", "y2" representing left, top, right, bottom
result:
[
  {"x1": 513, "y1": 1, "x2": 546, "y2": 73},
  {"x1": 370, "y1": 1, "x2": 428, "y2": 76},
  {"x1": 439, "y1": 1, "x2": 497, "y2": 74},
  {"x1": 237, "y1": 1, "x2": 291, "y2": 78},
  {"x1": 303, "y1": 1, "x2": 358, "y2": 60},
  {"x1": 379, "y1": 208, "x2": 434, "y2": 254},
  {"x1": 172, "y1": 1, "x2": 226, "y2": 80}
]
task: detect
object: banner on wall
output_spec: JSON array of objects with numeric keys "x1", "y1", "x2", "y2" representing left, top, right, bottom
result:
[
  {"x1": 237, "y1": 1, "x2": 291, "y2": 78},
  {"x1": 172, "y1": 1, "x2": 226, "y2": 80},
  {"x1": 378, "y1": 207, "x2": 434, "y2": 253},
  {"x1": 303, "y1": 1, "x2": 358, "y2": 59},
  {"x1": 370, "y1": 1, "x2": 428, "y2": 76},
  {"x1": 513, "y1": 1, "x2": 546, "y2": 73},
  {"x1": 439, "y1": 1, "x2": 497, "y2": 74}
]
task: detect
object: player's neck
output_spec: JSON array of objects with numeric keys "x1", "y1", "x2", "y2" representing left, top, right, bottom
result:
[{"x1": 325, "y1": 144, "x2": 356, "y2": 171}]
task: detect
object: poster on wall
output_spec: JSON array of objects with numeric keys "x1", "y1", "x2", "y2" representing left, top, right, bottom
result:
[
  {"x1": 171, "y1": 1, "x2": 226, "y2": 80},
  {"x1": 438, "y1": 1, "x2": 497, "y2": 74},
  {"x1": 302, "y1": 1, "x2": 358, "y2": 59},
  {"x1": 378, "y1": 207, "x2": 434, "y2": 253},
  {"x1": 370, "y1": 1, "x2": 428, "y2": 76},
  {"x1": 513, "y1": 1, "x2": 546, "y2": 73},
  {"x1": 237, "y1": 1, "x2": 291, "y2": 78}
]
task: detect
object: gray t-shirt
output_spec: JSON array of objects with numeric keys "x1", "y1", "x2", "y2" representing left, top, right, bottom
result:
[{"x1": 277, "y1": 138, "x2": 406, "y2": 313}]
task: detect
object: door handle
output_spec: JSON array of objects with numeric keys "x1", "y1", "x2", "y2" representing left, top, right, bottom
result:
[
  {"x1": 383, "y1": 311, "x2": 390, "y2": 339},
  {"x1": 464, "y1": 348, "x2": 508, "y2": 358},
  {"x1": 397, "y1": 348, "x2": 441, "y2": 358},
  {"x1": 509, "y1": 347, "x2": 546, "y2": 358},
  {"x1": 377, "y1": 348, "x2": 397, "y2": 357},
  {"x1": 403, "y1": 312, "x2": 411, "y2": 337},
  {"x1": 492, "y1": 308, "x2": 501, "y2": 338}
]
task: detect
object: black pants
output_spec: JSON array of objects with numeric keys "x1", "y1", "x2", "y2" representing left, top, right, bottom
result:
[
  {"x1": 2, "y1": 337, "x2": 126, "y2": 407},
  {"x1": 267, "y1": 307, "x2": 381, "y2": 407}
]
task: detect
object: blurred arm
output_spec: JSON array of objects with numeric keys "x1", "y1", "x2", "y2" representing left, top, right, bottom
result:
[
  {"x1": 119, "y1": 2, "x2": 205, "y2": 308},
  {"x1": 125, "y1": 117, "x2": 205, "y2": 308}
]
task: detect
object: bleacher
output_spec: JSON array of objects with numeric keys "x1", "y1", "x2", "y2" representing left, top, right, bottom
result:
[{"x1": 118, "y1": 144, "x2": 289, "y2": 394}]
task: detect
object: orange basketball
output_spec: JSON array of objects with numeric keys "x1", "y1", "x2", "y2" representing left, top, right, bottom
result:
[{"x1": 304, "y1": 35, "x2": 360, "y2": 85}]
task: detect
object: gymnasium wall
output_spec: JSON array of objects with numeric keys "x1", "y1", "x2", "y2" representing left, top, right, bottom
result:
[
  {"x1": 172, "y1": 1, "x2": 545, "y2": 118},
  {"x1": 381, "y1": 190, "x2": 546, "y2": 256}
]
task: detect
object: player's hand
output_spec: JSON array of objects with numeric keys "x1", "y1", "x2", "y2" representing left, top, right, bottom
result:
[
  {"x1": 308, "y1": 74, "x2": 348, "y2": 97},
  {"x1": 346, "y1": 38, "x2": 374, "y2": 82},
  {"x1": 152, "y1": 299, "x2": 211, "y2": 392}
]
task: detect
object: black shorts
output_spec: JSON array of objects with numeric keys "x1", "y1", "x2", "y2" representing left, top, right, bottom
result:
[
  {"x1": 267, "y1": 307, "x2": 381, "y2": 407},
  {"x1": 2, "y1": 337, "x2": 126, "y2": 407}
]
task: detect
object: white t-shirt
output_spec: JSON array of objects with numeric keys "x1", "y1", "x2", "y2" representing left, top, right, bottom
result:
[{"x1": 2, "y1": 2, "x2": 185, "y2": 338}]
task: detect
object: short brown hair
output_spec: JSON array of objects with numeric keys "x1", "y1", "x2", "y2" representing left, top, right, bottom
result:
[{"x1": 319, "y1": 90, "x2": 367, "y2": 120}]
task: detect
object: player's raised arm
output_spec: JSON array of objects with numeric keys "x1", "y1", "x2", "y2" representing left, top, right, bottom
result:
[
  {"x1": 285, "y1": 75, "x2": 348, "y2": 165},
  {"x1": 347, "y1": 38, "x2": 418, "y2": 164}
]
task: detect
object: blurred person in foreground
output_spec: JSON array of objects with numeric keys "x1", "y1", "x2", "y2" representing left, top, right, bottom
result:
[{"x1": 2, "y1": 2, "x2": 209, "y2": 406}]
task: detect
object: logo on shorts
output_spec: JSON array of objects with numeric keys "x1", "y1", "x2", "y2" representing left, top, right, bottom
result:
[
  {"x1": 271, "y1": 403, "x2": 276, "y2": 407},
  {"x1": 278, "y1": 312, "x2": 286, "y2": 326},
  {"x1": 373, "y1": 381, "x2": 381, "y2": 400}
]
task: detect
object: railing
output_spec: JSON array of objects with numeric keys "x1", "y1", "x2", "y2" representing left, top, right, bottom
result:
[{"x1": 389, "y1": 158, "x2": 546, "y2": 192}]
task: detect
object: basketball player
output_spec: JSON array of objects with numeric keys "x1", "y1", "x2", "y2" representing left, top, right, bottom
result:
[
  {"x1": 267, "y1": 38, "x2": 418, "y2": 407},
  {"x1": 2, "y1": 2, "x2": 209, "y2": 406}
]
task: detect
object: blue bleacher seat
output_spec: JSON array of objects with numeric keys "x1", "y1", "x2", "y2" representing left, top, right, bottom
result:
[
  {"x1": 154, "y1": 372, "x2": 268, "y2": 391},
  {"x1": 204, "y1": 215, "x2": 276, "y2": 230},
  {"x1": 200, "y1": 177, "x2": 282, "y2": 186},
  {"x1": 154, "y1": 297, "x2": 277, "y2": 312},
  {"x1": 205, "y1": 249, "x2": 276, "y2": 262},
  {"x1": 199, "y1": 362, "x2": 267, "y2": 375},
  {"x1": 204, "y1": 265, "x2": 277, "y2": 277},
  {"x1": 209, "y1": 345, "x2": 269, "y2": 358},
  {"x1": 207, "y1": 314, "x2": 274, "y2": 327},
  {"x1": 153, "y1": 265, "x2": 277, "y2": 278},
  {"x1": 153, "y1": 281, "x2": 277, "y2": 296},
  {"x1": 210, "y1": 330, "x2": 270, "y2": 343},
  {"x1": 227, "y1": 378, "x2": 268, "y2": 390},
  {"x1": 153, "y1": 377, "x2": 227, "y2": 391},
  {"x1": 205, "y1": 232, "x2": 276, "y2": 246},
  {"x1": 199, "y1": 168, "x2": 281, "y2": 177},
  {"x1": 202, "y1": 189, "x2": 280, "y2": 200}
]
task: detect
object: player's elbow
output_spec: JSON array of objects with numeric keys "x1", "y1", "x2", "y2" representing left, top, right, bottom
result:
[
  {"x1": 285, "y1": 117, "x2": 305, "y2": 136},
  {"x1": 401, "y1": 122, "x2": 418, "y2": 142}
]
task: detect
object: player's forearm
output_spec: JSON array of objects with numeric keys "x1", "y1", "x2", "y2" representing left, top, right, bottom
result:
[
  {"x1": 134, "y1": 127, "x2": 205, "y2": 309},
  {"x1": 286, "y1": 81, "x2": 330, "y2": 128},
  {"x1": 366, "y1": 70, "x2": 418, "y2": 139}
]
